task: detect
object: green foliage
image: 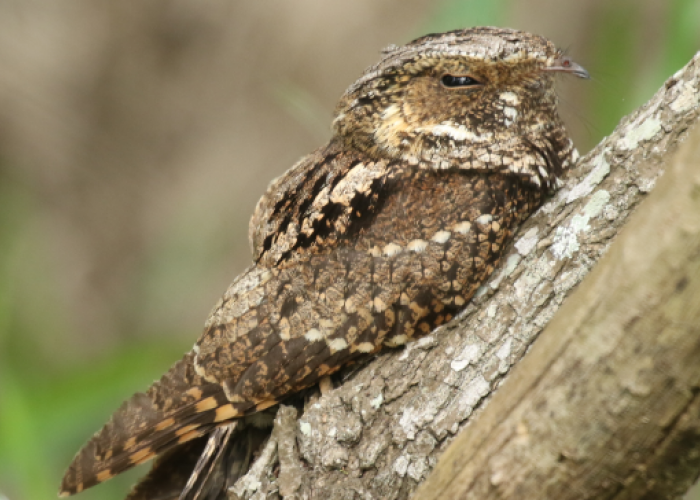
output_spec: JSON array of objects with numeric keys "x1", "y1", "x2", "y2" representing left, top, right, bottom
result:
[
  {"x1": 589, "y1": 0, "x2": 700, "y2": 151},
  {"x1": 0, "y1": 177, "x2": 183, "y2": 498}
]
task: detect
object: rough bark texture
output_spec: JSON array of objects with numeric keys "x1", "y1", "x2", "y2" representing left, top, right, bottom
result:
[
  {"x1": 223, "y1": 52, "x2": 700, "y2": 500},
  {"x1": 414, "y1": 85, "x2": 700, "y2": 500}
]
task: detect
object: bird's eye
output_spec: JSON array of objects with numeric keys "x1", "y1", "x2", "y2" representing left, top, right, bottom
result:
[{"x1": 441, "y1": 74, "x2": 481, "y2": 88}]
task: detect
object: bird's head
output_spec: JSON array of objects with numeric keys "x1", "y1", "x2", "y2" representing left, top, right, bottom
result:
[{"x1": 332, "y1": 27, "x2": 588, "y2": 189}]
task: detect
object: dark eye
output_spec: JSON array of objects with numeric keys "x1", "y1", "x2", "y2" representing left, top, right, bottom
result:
[{"x1": 441, "y1": 74, "x2": 481, "y2": 88}]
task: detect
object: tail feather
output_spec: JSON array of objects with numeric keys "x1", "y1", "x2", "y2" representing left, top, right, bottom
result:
[
  {"x1": 59, "y1": 352, "x2": 251, "y2": 497},
  {"x1": 125, "y1": 434, "x2": 214, "y2": 500}
]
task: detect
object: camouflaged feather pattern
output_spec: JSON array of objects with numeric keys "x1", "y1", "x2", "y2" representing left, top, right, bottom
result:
[{"x1": 60, "y1": 26, "x2": 586, "y2": 497}]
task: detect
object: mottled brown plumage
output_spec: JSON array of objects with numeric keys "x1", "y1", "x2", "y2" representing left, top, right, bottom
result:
[{"x1": 60, "y1": 26, "x2": 587, "y2": 497}]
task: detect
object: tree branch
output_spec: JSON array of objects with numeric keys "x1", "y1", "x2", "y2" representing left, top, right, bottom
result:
[
  {"x1": 227, "y1": 51, "x2": 700, "y2": 500},
  {"x1": 414, "y1": 83, "x2": 700, "y2": 500}
]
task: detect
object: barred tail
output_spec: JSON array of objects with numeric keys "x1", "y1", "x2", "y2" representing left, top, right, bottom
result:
[{"x1": 58, "y1": 352, "x2": 251, "y2": 497}]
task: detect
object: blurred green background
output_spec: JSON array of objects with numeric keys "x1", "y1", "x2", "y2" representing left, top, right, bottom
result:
[{"x1": 0, "y1": 1, "x2": 699, "y2": 499}]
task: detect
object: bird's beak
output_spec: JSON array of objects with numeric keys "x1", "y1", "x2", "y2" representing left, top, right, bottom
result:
[{"x1": 543, "y1": 56, "x2": 590, "y2": 79}]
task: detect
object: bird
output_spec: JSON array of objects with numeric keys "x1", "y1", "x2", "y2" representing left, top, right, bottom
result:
[{"x1": 59, "y1": 26, "x2": 588, "y2": 498}]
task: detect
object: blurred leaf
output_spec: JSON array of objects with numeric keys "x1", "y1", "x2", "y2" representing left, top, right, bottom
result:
[
  {"x1": 664, "y1": 0, "x2": 700, "y2": 78},
  {"x1": 588, "y1": 2, "x2": 640, "y2": 142}
]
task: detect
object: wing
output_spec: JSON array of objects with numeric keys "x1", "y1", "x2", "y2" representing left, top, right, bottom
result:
[
  {"x1": 248, "y1": 141, "x2": 396, "y2": 267},
  {"x1": 196, "y1": 166, "x2": 541, "y2": 405}
]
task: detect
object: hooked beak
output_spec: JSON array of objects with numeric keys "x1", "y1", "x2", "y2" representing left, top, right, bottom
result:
[{"x1": 543, "y1": 56, "x2": 590, "y2": 79}]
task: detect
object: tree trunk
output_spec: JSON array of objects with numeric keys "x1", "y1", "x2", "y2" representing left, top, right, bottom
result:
[{"x1": 226, "y1": 51, "x2": 700, "y2": 500}]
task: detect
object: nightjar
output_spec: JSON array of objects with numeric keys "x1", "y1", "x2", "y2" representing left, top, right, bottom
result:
[{"x1": 60, "y1": 26, "x2": 588, "y2": 497}]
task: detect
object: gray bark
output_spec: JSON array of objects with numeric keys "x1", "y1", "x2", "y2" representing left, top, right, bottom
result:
[{"x1": 227, "y1": 52, "x2": 700, "y2": 500}]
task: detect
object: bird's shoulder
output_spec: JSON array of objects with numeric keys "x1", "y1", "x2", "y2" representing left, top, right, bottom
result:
[{"x1": 248, "y1": 141, "x2": 408, "y2": 267}]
